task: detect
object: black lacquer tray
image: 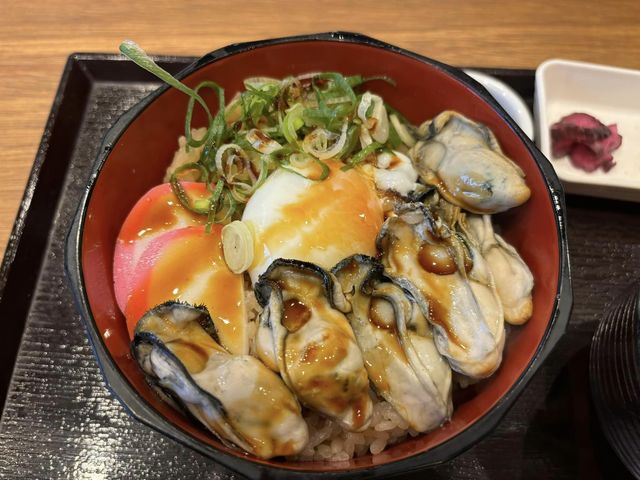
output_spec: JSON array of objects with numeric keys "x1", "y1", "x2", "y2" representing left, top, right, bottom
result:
[{"x1": 0, "y1": 54, "x2": 638, "y2": 479}]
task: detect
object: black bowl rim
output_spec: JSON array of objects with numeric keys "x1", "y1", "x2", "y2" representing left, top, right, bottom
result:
[{"x1": 65, "y1": 31, "x2": 573, "y2": 479}]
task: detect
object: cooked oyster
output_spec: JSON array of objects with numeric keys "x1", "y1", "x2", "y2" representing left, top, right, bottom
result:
[
  {"x1": 332, "y1": 255, "x2": 452, "y2": 432},
  {"x1": 377, "y1": 203, "x2": 504, "y2": 379},
  {"x1": 429, "y1": 198, "x2": 506, "y2": 351},
  {"x1": 132, "y1": 302, "x2": 309, "y2": 459},
  {"x1": 464, "y1": 214, "x2": 534, "y2": 325},
  {"x1": 254, "y1": 259, "x2": 373, "y2": 431},
  {"x1": 457, "y1": 228, "x2": 506, "y2": 354},
  {"x1": 410, "y1": 111, "x2": 531, "y2": 214}
]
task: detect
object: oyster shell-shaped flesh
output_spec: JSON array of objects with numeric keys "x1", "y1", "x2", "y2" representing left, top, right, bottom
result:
[
  {"x1": 377, "y1": 203, "x2": 504, "y2": 379},
  {"x1": 457, "y1": 225, "x2": 506, "y2": 353},
  {"x1": 464, "y1": 214, "x2": 534, "y2": 325},
  {"x1": 254, "y1": 259, "x2": 373, "y2": 432},
  {"x1": 429, "y1": 198, "x2": 506, "y2": 352},
  {"x1": 132, "y1": 302, "x2": 309, "y2": 459},
  {"x1": 332, "y1": 255, "x2": 452, "y2": 432},
  {"x1": 410, "y1": 111, "x2": 531, "y2": 214}
]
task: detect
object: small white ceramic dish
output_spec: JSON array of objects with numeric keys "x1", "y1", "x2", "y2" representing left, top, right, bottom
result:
[
  {"x1": 535, "y1": 59, "x2": 640, "y2": 201},
  {"x1": 464, "y1": 69, "x2": 534, "y2": 140}
]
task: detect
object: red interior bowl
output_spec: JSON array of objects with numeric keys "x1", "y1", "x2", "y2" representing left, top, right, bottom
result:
[{"x1": 66, "y1": 32, "x2": 572, "y2": 479}]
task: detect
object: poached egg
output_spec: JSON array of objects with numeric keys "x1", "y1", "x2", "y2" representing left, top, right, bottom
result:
[{"x1": 242, "y1": 160, "x2": 384, "y2": 283}]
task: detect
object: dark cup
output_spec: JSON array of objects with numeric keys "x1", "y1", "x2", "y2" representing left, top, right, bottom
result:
[{"x1": 590, "y1": 284, "x2": 640, "y2": 479}]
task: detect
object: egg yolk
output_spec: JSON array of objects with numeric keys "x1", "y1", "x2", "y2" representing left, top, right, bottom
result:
[{"x1": 250, "y1": 160, "x2": 384, "y2": 275}]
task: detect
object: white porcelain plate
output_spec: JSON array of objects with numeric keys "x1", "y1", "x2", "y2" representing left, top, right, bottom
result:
[
  {"x1": 535, "y1": 59, "x2": 640, "y2": 202},
  {"x1": 464, "y1": 69, "x2": 534, "y2": 140}
]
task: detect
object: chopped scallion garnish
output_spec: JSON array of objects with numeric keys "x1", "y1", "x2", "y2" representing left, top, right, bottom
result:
[
  {"x1": 120, "y1": 40, "x2": 400, "y2": 227},
  {"x1": 342, "y1": 142, "x2": 383, "y2": 171}
]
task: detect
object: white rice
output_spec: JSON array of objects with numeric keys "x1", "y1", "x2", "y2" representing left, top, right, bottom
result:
[{"x1": 292, "y1": 397, "x2": 417, "y2": 461}]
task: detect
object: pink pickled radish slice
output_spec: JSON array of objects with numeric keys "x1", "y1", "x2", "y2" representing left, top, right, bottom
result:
[
  {"x1": 113, "y1": 182, "x2": 208, "y2": 313},
  {"x1": 124, "y1": 225, "x2": 248, "y2": 354}
]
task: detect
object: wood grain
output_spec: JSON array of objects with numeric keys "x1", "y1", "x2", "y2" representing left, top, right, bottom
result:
[{"x1": 0, "y1": 0, "x2": 639, "y2": 259}]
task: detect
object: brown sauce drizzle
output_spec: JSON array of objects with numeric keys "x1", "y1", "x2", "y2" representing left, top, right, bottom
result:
[
  {"x1": 388, "y1": 154, "x2": 402, "y2": 169},
  {"x1": 124, "y1": 226, "x2": 245, "y2": 350},
  {"x1": 418, "y1": 243, "x2": 457, "y2": 275},
  {"x1": 463, "y1": 249, "x2": 474, "y2": 273},
  {"x1": 253, "y1": 160, "x2": 383, "y2": 269},
  {"x1": 282, "y1": 298, "x2": 312, "y2": 333},
  {"x1": 301, "y1": 343, "x2": 320, "y2": 363},
  {"x1": 252, "y1": 129, "x2": 273, "y2": 152},
  {"x1": 368, "y1": 298, "x2": 396, "y2": 331},
  {"x1": 368, "y1": 367, "x2": 389, "y2": 393},
  {"x1": 119, "y1": 186, "x2": 207, "y2": 243},
  {"x1": 351, "y1": 395, "x2": 368, "y2": 431},
  {"x1": 120, "y1": 196, "x2": 180, "y2": 242},
  {"x1": 429, "y1": 299, "x2": 466, "y2": 350}
]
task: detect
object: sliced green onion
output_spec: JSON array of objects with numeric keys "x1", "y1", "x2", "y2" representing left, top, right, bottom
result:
[
  {"x1": 198, "y1": 134, "x2": 218, "y2": 172},
  {"x1": 219, "y1": 190, "x2": 238, "y2": 224},
  {"x1": 279, "y1": 153, "x2": 330, "y2": 181},
  {"x1": 338, "y1": 124, "x2": 360, "y2": 159},
  {"x1": 119, "y1": 41, "x2": 215, "y2": 148},
  {"x1": 357, "y1": 93, "x2": 374, "y2": 124},
  {"x1": 390, "y1": 113, "x2": 416, "y2": 147},
  {"x1": 119, "y1": 41, "x2": 211, "y2": 114},
  {"x1": 185, "y1": 81, "x2": 226, "y2": 148},
  {"x1": 239, "y1": 82, "x2": 280, "y2": 127},
  {"x1": 282, "y1": 103, "x2": 305, "y2": 144},
  {"x1": 314, "y1": 159, "x2": 330, "y2": 180},
  {"x1": 214, "y1": 144, "x2": 249, "y2": 182},
  {"x1": 169, "y1": 162, "x2": 210, "y2": 214},
  {"x1": 385, "y1": 102, "x2": 413, "y2": 126},
  {"x1": 346, "y1": 74, "x2": 397, "y2": 88},
  {"x1": 284, "y1": 158, "x2": 330, "y2": 181},
  {"x1": 245, "y1": 83, "x2": 279, "y2": 102},
  {"x1": 246, "y1": 129, "x2": 282, "y2": 154},
  {"x1": 265, "y1": 144, "x2": 298, "y2": 166},
  {"x1": 222, "y1": 220, "x2": 255, "y2": 274},
  {"x1": 118, "y1": 51, "x2": 408, "y2": 224},
  {"x1": 205, "y1": 179, "x2": 225, "y2": 232},
  {"x1": 252, "y1": 156, "x2": 270, "y2": 191},
  {"x1": 303, "y1": 80, "x2": 354, "y2": 131},
  {"x1": 193, "y1": 199, "x2": 210, "y2": 211},
  {"x1": 386, "y1": 119, "x2": 403, "y2": 149},
  {"x1": 359, "y1": 124, "x2": 374, "y2": 148},
  {"x1": 342, "y1": 142, "x2": 383, "y2": 171},
  {"x1": 316, "y1": 72, "x2": 357, "y2": 104},
  {"x1": 302, "y1": 121, "x2": 348, "y2": 160},
  {"x1": 244, "y1": 77, "x2": 280, "y2": 90}
]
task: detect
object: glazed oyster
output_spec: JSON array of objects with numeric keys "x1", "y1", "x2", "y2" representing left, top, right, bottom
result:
[
  {"x1": 464, "y1": 214, "x2": 534, "y2": 325},
  {"x1": 410, "y1": 111, "x2": 531, "y2": 214},
  {"x1": 377, "y1": 203, "x2": 505, "y2": 379},
  {"x1": 333, "y1": 255, "x2": 452, "y2": 432},
  {"x1": 429, "y1": 198, "x2": 506, "y2": 354},
  {"x1": 132, "y1": 302, "x2": 309, "y2": 459},
  {"x1": 254, "y1": 259, "x2": 373, "y2": 431}
]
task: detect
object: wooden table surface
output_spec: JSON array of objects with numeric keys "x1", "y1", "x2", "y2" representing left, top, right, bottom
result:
[{"x1": 1, "y1": 0, "x2": 639, "y2": 260}]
